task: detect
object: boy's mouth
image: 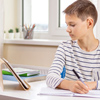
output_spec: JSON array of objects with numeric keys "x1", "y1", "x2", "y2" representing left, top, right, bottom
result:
[{"x1": 69, "y1": 34, "x2": 74, "y2": 37}]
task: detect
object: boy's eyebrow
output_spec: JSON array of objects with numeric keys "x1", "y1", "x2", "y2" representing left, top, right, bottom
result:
[{"x1": 65, "y1": 21, "x2": 75, "y2": 24}]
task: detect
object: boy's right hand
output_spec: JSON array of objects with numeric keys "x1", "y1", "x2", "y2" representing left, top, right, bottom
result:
[{"x1": 68, "y1": 80, "x2": 89, "y2": 94}]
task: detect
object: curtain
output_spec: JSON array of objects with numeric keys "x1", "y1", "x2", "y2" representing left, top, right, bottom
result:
[{"x1": 0, "y1": 0, "x2": 4, "y2": 58}]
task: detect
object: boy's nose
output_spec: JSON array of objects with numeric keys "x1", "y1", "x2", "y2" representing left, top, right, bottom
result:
[{"x1": 66, "y1": 26, "x2": 71, "y2": 33}]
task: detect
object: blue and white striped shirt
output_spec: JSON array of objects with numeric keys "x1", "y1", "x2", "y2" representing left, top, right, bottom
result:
[{"x1": 46, "y1": 40, "x2": 100, "y2": 89}]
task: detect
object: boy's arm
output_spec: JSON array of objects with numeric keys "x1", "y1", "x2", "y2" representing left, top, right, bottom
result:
[
  {"x1": 85, "y1": 81, "x2": 99, "y2": 90},
  {"x1": 46, "y1": 42, "x2": 66, "y2": 88}
]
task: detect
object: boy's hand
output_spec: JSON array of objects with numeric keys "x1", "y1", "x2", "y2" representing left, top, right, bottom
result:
[
  {"x1": 68, "y1": 80, "x2": 89, "y2": 94},
  {"x1": 85, "y1": 81, "x2": 97, "y2": 90}
]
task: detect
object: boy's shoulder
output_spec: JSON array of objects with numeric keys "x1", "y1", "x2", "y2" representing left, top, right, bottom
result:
[{"x1": 58, "y1": 40, "x2": 77, "y2": 49}]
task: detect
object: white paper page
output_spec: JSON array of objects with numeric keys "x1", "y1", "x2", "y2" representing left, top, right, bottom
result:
[
  {"x1": 74, "y1": 90, "x2": 100, "y2": 98},
  {"x1": 38, "y1": 87, "x2": 100, "y2": 98},
  {"x1": 38, "y1": 87, "x2": 73, "y2": 96}
]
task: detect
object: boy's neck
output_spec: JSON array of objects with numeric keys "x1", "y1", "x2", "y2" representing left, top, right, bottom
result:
[{"x1": 77, "y1": 36, "x2": 99, "y2": 52}]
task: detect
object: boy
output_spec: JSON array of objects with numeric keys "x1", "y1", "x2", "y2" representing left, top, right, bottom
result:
[{"x1": 46, "y1": 0, "x2": 100, "y2": 94}]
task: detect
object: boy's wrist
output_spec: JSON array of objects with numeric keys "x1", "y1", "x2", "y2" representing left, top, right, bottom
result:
[
  {"x1": 57, "y1": 80, "x2": 73, "y2": 90},
  {"x1": 85, "y1": 81, "x2": 97, "y2": 90},
  {"x1": 93, "y1": 81, "x2": 97, "y2": 90},
  {"x1": 67, "y1": 80, "x2": 75, "y2": 90}
]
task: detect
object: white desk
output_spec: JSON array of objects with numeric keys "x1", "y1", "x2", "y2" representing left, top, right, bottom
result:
[{"x1": 0, "y1": 80, "x2": 100, "y2": 100}]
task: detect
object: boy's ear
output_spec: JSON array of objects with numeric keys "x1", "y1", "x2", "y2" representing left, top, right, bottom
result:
[{"x1": 87, "y1": 17, "x2": 94, "y2": 28}]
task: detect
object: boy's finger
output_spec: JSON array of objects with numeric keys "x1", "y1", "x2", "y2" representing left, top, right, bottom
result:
[
  {"x1": 77, "y1": 81, "x2": 89, "y2": 91},
  {"x1": 75, "y1": 88, "x2": 84, "y2": 94},
  {"x1": 76, "y1": 83, "x2": 89, "y2": 93}
]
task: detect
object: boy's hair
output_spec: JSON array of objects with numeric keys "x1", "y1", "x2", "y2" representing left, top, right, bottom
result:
[{"x1": 63, "y1": 0, "x2": 98, "y2": 26}]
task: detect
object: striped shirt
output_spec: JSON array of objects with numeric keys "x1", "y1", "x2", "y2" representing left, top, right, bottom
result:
[{"x1": 46, "y1": 40, "x2": 100, "y2": 90}]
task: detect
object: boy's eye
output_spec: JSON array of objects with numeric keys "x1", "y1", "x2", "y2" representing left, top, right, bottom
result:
[{"x1": 70, "y1": 24, "x2": 75, "y2": 27}]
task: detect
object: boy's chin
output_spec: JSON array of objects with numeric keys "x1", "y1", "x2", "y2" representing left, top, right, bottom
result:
[{"x1": 71, "y1": 38, "x2": 77, "y2": 41}]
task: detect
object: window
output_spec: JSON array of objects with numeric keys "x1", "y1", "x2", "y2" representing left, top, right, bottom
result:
[
  {"x1": 22, "y1": 0, "x2": 98, "y2": 40},
  {"x1": 22, "y1": 0, "x2": 68, "y2": 39},
  {"x1": 23, "y1": 0, "x2": 48, "y2": 32},
  {"x1": 59, "y1": 0, "x2": 75, "y2": 28}
]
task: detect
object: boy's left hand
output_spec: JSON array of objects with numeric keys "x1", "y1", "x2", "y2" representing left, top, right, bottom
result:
[{"x1": 85, "y1": 81, "x2": 97, "y2": 90}]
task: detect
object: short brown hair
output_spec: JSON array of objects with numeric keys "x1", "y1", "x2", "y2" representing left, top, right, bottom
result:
[{"x1": 63, "y1": 0, "x2": 98, "y2": 26}]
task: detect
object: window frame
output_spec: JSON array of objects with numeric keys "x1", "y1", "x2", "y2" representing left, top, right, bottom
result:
[
  {"x1": 49, "y1": 0, "x2": 68, "y2": 36},
  {"x1": 21, "y1": 0, "x2": 97, "y2": 40},
  {"x1": 21, "y1": 0, "x2": 69, "y2": 40}
]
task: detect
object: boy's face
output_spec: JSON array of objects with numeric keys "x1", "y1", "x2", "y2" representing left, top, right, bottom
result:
[{"x1": 65, "y1": 14, "x2": 88, "y2": 40}]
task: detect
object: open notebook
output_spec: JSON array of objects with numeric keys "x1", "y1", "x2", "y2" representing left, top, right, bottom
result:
[
  {"x1": 0, "y1": 58, "x2": 31, "y2": 91},
  {"x1": 38, "y1": 87, "x2": 100, "y2": 98}
]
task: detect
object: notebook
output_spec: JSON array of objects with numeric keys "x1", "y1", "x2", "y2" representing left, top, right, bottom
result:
[
  {"x1": 3, "y1": 74, "x2": 46, "y2": 82},
  {"x1": 2, "y1": 68, "x2": 40, "y2": 77},
  {"x1": 38, "y1": 87, "x2": 100, "y2": 98}
]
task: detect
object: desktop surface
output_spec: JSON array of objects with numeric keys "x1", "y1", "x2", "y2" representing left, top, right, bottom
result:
[{"x1": 0, "y1": 80, "x2": 100, "y2": 100}]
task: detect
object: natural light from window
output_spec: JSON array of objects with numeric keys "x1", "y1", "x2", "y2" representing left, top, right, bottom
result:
[
  {"x1": 60, "y1": 0, "x2": 76, "y2": 28},
  {"x1": 31, "y1": 0, "x2": 48, "y2": 31},
  {"x1": 24, "y1": 0, "x2": 48, "y2": 32}
]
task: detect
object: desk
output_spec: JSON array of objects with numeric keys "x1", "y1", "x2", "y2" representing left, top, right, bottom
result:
[{"x1": 0, "y1": 80, "x2": 99, "y2": 100}]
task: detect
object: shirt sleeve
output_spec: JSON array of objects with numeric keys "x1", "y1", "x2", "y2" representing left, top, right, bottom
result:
[
  {"x1": 92, "y1": 69, "x2": 100, "y2": 90},
  {"x1": 97, "y1": 81, "x2": 100, "y2": 90},
  {"x1": 46, "y1": 42, "x2": 66, "y2": 88}
]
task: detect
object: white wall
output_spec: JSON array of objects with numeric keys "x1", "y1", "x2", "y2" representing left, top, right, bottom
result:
[
  {"x1": 4, "y1": 0, "x2": 20, "y2": 34},
  {"x1": 3, "y1": 44, "x2": 57, "y2": 67},
  {"x1": 0, "y1": 0, "x2": 4, "y2": 58}
]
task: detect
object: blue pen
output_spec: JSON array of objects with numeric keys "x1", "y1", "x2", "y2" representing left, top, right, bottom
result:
[{"x1": 72, "y1": 69, "x2": 87, "y2": 87}]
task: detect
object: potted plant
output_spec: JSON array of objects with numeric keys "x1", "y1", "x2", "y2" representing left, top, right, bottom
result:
[
  {"x1": 8, "y1": 29, "x2": 14, "y2": 39},
  {"x1": 14, "y1": 28, "x2": 20, "y2": 39}
]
